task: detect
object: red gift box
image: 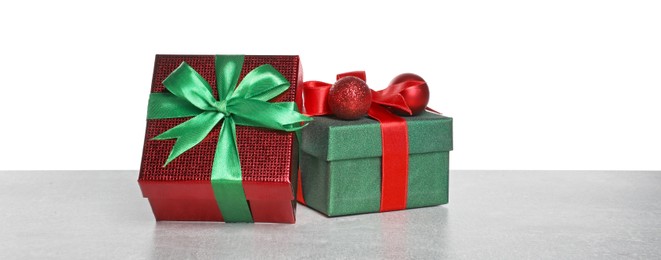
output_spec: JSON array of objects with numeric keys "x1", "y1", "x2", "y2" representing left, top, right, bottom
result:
[{"x1": 138, "y1": 55, "x2": 303, "y2": 223}]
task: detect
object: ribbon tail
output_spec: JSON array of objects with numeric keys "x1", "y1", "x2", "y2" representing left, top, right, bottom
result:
[
  {"x1": 425, "y1": 107, "x2": 442, "y2": 115},
  {"x1": 152, "y1": 111, "x2": 224, "y2": 166},
  {"x1": 211, "y1": 117, "x2": 253, "y2": 222}
]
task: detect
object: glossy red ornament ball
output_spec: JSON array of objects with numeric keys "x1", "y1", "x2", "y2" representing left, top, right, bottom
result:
[
  {"x1": 328, "y1": 76, "x2": 372, "y2": 120},
  {"x1": 389, "y1": 73, "x2": 430, "y2": 116}
]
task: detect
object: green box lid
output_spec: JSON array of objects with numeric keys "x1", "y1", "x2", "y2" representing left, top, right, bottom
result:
[{"x1": 301, "y1": 111, "x2": 453, "y2": 161}]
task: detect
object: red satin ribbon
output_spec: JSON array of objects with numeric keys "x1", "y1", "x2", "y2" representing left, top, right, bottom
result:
[
  {"x1": 298, "y1": 72, "x2": 426, "y2": 212},
  {"x1": 367, "y1": 104, "x2": 409, "y2": 211}
]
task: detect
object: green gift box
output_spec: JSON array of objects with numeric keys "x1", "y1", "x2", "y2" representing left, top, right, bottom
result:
[{"x1": 298, "y1": 111, "x2": 453, "y2": 216}]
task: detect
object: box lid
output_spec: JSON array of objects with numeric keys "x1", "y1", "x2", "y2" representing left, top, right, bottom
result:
[{"x1": 301, "y1": 111, "x2": 452, "y2": 161}]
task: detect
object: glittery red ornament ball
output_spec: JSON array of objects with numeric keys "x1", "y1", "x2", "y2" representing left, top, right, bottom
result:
[
  {"x1": 328, "y1": 76, "x2": 372, "y2": 120},
  {"x1": 389, "y1": 73, "x2": 430, "y2": 116}
]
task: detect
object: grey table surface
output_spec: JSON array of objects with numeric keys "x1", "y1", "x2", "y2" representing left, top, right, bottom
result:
[{"x1": 1, "y1": 170, "x2": 660, "y2": 259}]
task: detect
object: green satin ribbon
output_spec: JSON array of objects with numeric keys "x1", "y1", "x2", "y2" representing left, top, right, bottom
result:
[{"x1": 147, "y1": 55, "x2": 311, "y2": 222}]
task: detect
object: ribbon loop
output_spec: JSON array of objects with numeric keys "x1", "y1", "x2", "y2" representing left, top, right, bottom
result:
[
  {"x1": 233, "y1": 64, "x2": 290, "y2": 101},
  {"x1": 371, "y1": 80, "x2": 426, "y2": 115},
  {"x1": 301, "y1": 81, "x2": 332, "y2": 116},
  {"x1": 163, "y1": 62, "x2": 217, "y2": 111},
  {"x1": 230, "y1": 99, "x2": 310, "y2": 131}
]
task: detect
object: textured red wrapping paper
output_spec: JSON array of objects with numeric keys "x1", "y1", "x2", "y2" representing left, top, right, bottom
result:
[{"x1": 138, "y1": 55, "x2": 302, "y2": 223}]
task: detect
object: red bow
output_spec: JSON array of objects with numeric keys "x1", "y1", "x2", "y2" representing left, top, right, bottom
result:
[
  {"x1": 302, "y1": 71, "x2": 427, "y2": 116},
  {"x1": 298, "y1": 71, "x2": 427, "y2": 212}
]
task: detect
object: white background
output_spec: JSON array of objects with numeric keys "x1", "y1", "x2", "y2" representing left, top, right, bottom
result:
[{"x1": 1, "y1": 0, "x2": 659, "y2": 170}]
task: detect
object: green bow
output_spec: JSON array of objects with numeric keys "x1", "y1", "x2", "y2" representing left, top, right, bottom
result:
[{"x1": 147, "y1": 55, "x2": 311, "y2": 222}]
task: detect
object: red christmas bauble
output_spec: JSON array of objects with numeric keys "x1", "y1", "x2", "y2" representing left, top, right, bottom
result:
[
  {"x1": 328, "y1": 76, "x2": 372, "y2": 120},
  {"x1": 389, "y1": 73, "x2": 430, "y2": 116}
]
